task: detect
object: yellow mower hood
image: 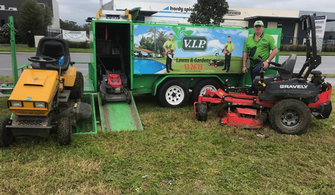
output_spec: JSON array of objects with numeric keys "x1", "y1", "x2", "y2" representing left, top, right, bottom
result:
[{"x1": 8, "y1": 69, "x2": 59, "y2": 115}]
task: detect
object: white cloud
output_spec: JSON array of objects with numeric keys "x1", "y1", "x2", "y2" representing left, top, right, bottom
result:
[{"x1": 208, "y1": 39, "x2": 224, "y2": 50}]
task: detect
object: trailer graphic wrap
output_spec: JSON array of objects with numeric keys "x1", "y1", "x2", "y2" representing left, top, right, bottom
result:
[{"x1": 134, "y1": 24, "x2": 248, "y2": 74}]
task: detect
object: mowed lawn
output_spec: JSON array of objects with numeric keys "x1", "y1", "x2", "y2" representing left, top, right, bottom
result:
[{"x1": 0, "y1": 89, "x2": 335, "y2": 194}]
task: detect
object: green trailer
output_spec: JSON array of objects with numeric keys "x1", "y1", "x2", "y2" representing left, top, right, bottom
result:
[
  {"x1": 86, "y1": 9, "x2": 281, "y2": 131},
  {"x1": 4, "y1": 9, "x2": 282, "y2": 132}
]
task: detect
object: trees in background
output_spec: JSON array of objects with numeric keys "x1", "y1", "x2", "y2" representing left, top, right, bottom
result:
[
  {"x1": 188, "y1": 0, "x2": 229, "y2": 25},
  {"x1": 17, "y1": 0, "x2": 52, "y2": 36}
]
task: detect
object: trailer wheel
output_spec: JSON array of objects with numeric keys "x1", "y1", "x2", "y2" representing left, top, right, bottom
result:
[
  {"x1": 196, "y1": 103, "x2": 207, "y2": 122},
  {"x1": 158, "y1": 80, "x2": 189, "y2": 107},
  {"x1": 68, "y1": 71, "x2": 84, "y2": 100},
  {"x1": 0, "y1": 118, "x2": 14, "y2": 147},
  {"x1": 192, "y1": 79, "x2": 221, "y2": 102},
  {"x1": 57, "y1": 117, "x2": 72, "y2": 145},
  {"x1": 269, "y1": 99, "x2": 311, "y2": 135}
]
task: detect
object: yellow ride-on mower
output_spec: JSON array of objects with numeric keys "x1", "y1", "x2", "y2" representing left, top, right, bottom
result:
[{"x1": 0, "y1": 37, "x2": 92, "y2": 147}]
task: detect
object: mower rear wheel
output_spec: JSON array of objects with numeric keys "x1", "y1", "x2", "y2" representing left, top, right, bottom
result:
[
  {"x1": 192, "y1": 80, "x2": 221, "y2": 102},
  {"x1": 68, "y1": 71, "x2": 83, "y2": 100},
  {"x1": 196, "y1": 103, "x2": 208, "y2": 122},
  {"x1": 57, "y1": 117, "x2": 72, "y2": 145},
  {"x1": 269, "y1": 99, "x2": 311, "y2": 135},
  {"x1": 0, "y1": 118, "x2": 14, "y2": 147}
]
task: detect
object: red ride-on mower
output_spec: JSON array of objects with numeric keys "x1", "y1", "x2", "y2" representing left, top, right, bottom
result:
[{"x1": 194, "y1": 14, "x2": 332, "y2": 135}]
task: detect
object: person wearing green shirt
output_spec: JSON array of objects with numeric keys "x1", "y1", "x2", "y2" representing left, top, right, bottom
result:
[
  {"x1": 242, "y1": 20, "x2": 278, "y2": 88},
  {"x1": 163, "y1": 33, "x2": 177, "y2": 73},
  {"x1": 222, "y1": 36, "x2": 234, "y2": 72}
]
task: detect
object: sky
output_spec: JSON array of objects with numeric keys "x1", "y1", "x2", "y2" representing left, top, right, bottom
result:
[{"x1": 57, "y1": 0, "x2": 335, "y2": 25}]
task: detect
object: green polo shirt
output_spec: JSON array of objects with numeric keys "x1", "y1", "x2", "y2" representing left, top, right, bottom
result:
[
  {"x1": 224, "y1": 42, "x2": 234, "y2": 53},
  {"x1": 243, "y1": 33, "x2": 276, "y2": 67},
  {"x1": 164, "y1": 40, "x2": 177, "y2": 52}
]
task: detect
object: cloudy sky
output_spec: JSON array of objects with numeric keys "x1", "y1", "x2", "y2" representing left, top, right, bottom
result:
[{"x1": 57, "y1": 0, "x2": 335, "y2": 25}]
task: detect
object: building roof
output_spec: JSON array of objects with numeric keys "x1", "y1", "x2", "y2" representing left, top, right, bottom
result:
[{"x1": 244, "y1": 16, "x2": 300, "y2": 22}]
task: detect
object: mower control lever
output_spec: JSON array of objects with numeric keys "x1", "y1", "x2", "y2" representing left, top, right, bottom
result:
[
  {"x1": 28, "y1": 56, "x2": 57, "y2": 69},
  {"x1": 269, "y1": 62, "x2": 281, "y2": 67},
  {"x1": 258, "y1": 55, "x2": 266, "y2": 90}
]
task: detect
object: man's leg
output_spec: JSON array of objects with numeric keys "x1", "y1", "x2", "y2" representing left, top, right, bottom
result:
[
  {"x1": 166, "y1": 57, "x2": 170, "y2": 73},
  {"x1": 250, "y1": 64, "x2": 261, "y2": 82},
  {"x1": 226, "y1": 55, "x2": 231, "y2": 72},
  {"x1": 223, "y1": 54, "x2": 228, "y2": 70},
  {"x1": 170, "y1": 54, "x2": 174, "y2": 71}
]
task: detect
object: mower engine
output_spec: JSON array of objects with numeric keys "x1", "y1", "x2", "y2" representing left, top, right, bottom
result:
[{"x1": 106, "y1": 74, "x2": 122, "y2": 94}]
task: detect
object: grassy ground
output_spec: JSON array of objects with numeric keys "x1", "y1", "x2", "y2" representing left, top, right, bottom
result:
[{"x1": 0, "y1": 89, "x2": 335, "y2": 194}]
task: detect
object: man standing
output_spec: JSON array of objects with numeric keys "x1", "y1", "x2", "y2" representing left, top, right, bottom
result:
[
  {"x1": 242, "y1": 20, "x2": 278, "y2": 84},
  {"x1": 163, "y1": 33, "x2": 177, "y2": 73},
  {"x1": 222, "y1": 36, "x2": 234, "y2": 72}
]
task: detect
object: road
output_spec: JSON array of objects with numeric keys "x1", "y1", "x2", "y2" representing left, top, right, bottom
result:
[
  {"x1": 0, "y1": 52, "x2": 91, "y2": 76},
  {"x1": 0, "y1": 52, "x2": 334, "y2": 76}
]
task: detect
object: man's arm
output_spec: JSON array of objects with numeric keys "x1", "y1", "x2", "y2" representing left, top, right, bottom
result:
[
  {"x1": 229, "y1": 43, "x2": 234, "y2": 55},
  {"x1": 263, "y1": 48, "x2": 278, "y2": 70},
  {"x1": 267, "y1": 48, "x2": 278, "y2": 62},
  {"x1": 163, "y1": 43, "x2": 168, "y2": 53},
  {"x1": 242, "y1": 52, "x2": 248, "y2": 73},
  {"x1": 229, "y1": 48, "x2": 234, "y2": 55}
]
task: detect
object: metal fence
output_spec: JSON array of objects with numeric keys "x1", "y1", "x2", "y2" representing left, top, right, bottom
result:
[{"x1": 45, "y1": 28, "x2": 61, "y2": 37}]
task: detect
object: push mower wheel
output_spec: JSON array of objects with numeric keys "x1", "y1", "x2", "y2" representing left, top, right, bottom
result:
[
  {"x1": 125, "y1": 89, "x2": 132, "y2": 104},
  {"x1": 68, "y1": 72, "x2": 84, "y2": 100},
  {"x1": 0, "y1": 118, "x2": 14, "y2": 147},
  {"x1": 192, "y1": 79, "x2": 221, "y2": 102},
  {"x1": 100, "y1": 92, "x2": 106, "y2": 105},
  {"x1": 196, "y1": 103, "x2": 208, "y2": 122},
  {"x1": 269, "y1": 99, "x2": 311, "y2": 135},
  {"x1": 57, "y1": 117, "x2": 72, "y2": 145}
]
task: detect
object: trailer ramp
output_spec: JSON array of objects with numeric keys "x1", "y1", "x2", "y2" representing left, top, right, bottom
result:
[{"x1": 99, "y1": 94, "x2": 143, "y2": 132}]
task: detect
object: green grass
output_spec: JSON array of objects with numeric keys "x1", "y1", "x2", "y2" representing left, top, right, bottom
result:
[{"x1": 1, "y1": 90, "x2": 335, "y2": 194}]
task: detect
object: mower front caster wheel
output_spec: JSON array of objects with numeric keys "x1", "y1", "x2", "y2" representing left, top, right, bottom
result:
[
  {"x1": 195, "y1": 103, "x2": 208, "y2": 122},
  {"x1": 57, "y1": 117, "x2": 72, "y2": 145},
  {"x1": 0, "y1": 118, "x2": 15, "y2": 147}
]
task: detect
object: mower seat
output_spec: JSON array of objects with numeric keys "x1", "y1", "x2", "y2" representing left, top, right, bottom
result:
[
  {"x1": 31, "y1": 37, "x2": 71, "y2": 71},
  {"x1": 269, "y1": 54, "x2": 297, "y2": 80}
]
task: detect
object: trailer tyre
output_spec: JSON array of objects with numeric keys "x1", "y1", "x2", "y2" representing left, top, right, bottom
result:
[
  {"x1": 192, "y1": 80, "x2": 221, "y2": 102},
  {"x1": 269, "y1": 99, "x2": 311, "y2": 135},
  {"x1": 68, "y1": 72, "x2": 84, "y2": 100},
  {"x1": 158, "y1": 80, "x2": 189, "y2": 107},
  {"x1": 196, "y1": 103, "x2": 207, "y2": 122},
  {"x1": 0, "y1": 118, "x2": 14, "y2": 147},
  {"x1": 57, "y1": 117, "x2": 72, "y2": 145}
]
